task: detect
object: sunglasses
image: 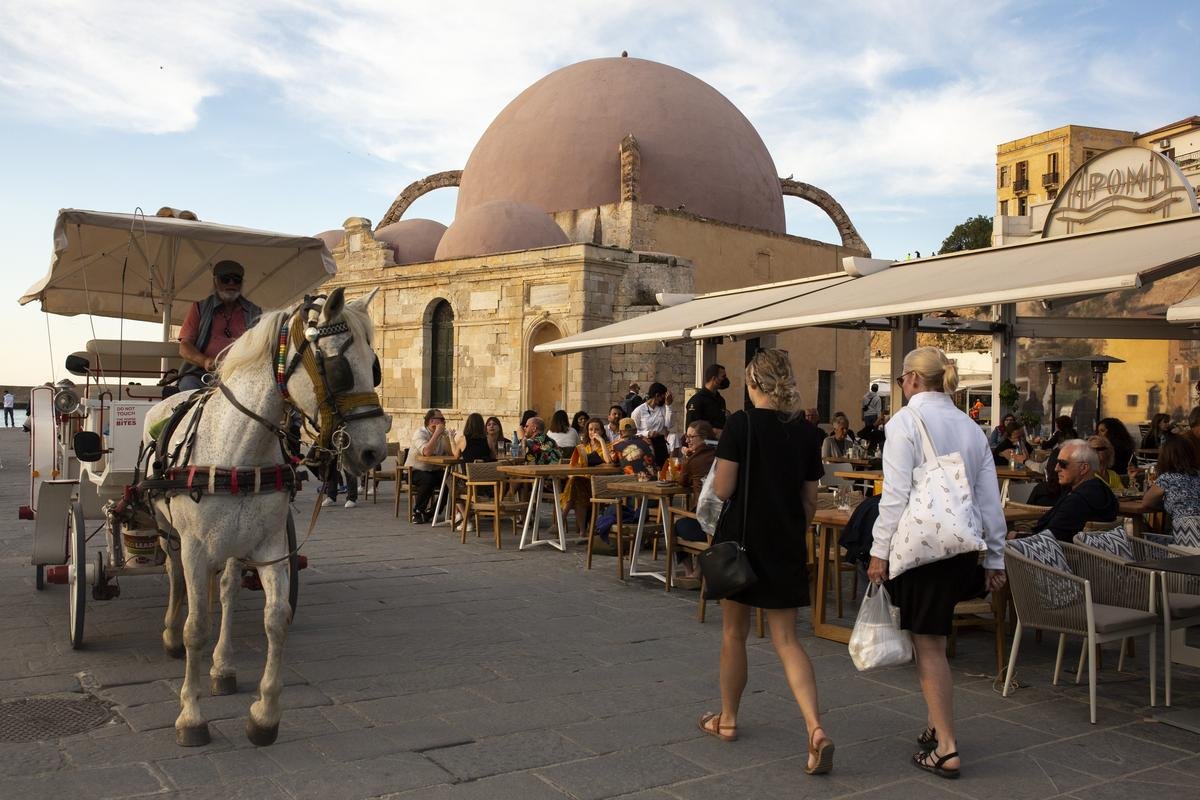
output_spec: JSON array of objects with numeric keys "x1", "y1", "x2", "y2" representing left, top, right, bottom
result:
[
  {"x1": 895, "y1": 371, "x2": 912, "y2": 386},
  {"x1": 217, "y1": 274, "x2": 243, "y2": 285},
  {"x1": 1054, "y1": 458, "x2": 1074, "y2": 469}
]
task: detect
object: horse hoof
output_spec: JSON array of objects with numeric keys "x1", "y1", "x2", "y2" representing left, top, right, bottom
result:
[
  {"x1": 245, "y1": 717, "x2": 279, "y2": 747},
  {"x1": 176, "y1": 725, "x2": 211, "y2": 747},
  {"x1": 210, "y1": 674, "x2": 237, "y2": 696},
  {"x1": 164, "y1": 642, "x2": 185, "y2": 660}
]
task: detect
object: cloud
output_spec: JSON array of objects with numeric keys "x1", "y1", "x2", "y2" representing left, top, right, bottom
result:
[{"x1": 0, "y1": 0, "x2": 1193, "y2": 214}]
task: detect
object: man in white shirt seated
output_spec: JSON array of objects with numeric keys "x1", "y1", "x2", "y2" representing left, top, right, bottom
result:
[{"x1": 404, "y1": 408, "x2": 453, "y2": 523}]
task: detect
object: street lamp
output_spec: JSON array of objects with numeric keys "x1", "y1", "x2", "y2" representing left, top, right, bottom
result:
[
  {"x1": 1089, "y1": 355, "x2": 1125, "y2": 428},
  {"x1": 1043, "y1": 360, "x2": 1062, "y2": 422}
]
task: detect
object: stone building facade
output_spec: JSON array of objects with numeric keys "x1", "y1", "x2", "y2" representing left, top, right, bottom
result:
[{"x1": 321, "y1": 57, "x2": 873, "y2": 441}]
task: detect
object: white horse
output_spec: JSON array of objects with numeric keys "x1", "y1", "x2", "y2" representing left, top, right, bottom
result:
[{"x1": 143, "y1": 287, "x2": 389, "y2": 747}]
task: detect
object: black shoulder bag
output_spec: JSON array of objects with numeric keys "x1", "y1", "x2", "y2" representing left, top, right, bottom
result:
[{"x1": 698, "y1": 412, "x2": 757, "y2": 600}]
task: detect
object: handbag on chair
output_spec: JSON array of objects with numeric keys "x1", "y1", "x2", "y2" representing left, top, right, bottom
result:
[{"x1": 698, "y1": 413, "x2": 757, "y2": 600}]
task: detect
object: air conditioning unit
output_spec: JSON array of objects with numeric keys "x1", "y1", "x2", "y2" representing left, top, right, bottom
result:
[{"x1": 1159, "y1": 139, "x2": 1172, "y2": 149}]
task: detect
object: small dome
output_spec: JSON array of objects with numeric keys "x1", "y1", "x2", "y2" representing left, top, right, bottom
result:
[
  {"x1": 374, "y1": 218, "x2": 447, "y2": 264},
  {"x1": 434, "y1": 200, "x2": 568, "y2": 260},
  {"x1": 315, "y1": 229, "x2": 344, "y2": 251},
  {"x1": 456, "y1": 57, "x2": 785, "y2": 233}
]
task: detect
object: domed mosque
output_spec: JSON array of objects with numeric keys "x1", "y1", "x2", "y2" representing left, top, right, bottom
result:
[{"x1": 323, "y1": 56, "x2": 870, "y2": 435}]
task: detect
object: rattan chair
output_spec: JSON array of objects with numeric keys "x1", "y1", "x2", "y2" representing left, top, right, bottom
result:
[
  {"x1": 1003, "y1": 540, "x2": 1159, "y2": 723},
  {"x1": 1072, "y1": 531, "x2": 1200, "y2": 706},
  {"x1": 675, "y1": 507, "x2": 764, "y2": 638}
]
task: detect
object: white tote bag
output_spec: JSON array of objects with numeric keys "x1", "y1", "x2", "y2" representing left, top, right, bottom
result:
[{"x1": 888, "y1": 409, "x2": 986, "y2": 579}]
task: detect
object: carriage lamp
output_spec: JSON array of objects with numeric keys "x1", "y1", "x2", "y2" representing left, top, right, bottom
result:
[{"x1": 1044, "y1": 360, "x2": 1062, "y2": 422}]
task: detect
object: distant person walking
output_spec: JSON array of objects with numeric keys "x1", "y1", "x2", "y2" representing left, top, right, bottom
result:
[
  {"x1": 861, "y1": 383, "x2": 882, "y2": 426},
  {"x1": 2, "y1": 389, "x2": 14, "y2": 427},
  {"x1": 868, "y1": 347, "x2": 1007, "y2": 780}
]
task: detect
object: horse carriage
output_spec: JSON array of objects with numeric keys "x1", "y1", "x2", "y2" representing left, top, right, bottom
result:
[
  {"x1": 18, "y1": 208, "x2": 389, "y2": 746},
  {"x1": 24, "y1": 338, "x2": 301, "y2": 647}
]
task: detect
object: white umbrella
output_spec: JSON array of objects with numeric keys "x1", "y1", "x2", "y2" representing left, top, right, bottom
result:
[{"x1": 19, "y1": 209, "x2": 337, "y2": 339}]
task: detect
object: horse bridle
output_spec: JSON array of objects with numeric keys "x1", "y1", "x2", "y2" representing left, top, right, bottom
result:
[{"x1": 275, "y1": 295, "x2": 383, "y2": 459}]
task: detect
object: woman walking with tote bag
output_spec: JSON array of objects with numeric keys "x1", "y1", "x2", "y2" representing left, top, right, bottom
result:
[
  {"x1": 697, "y1": 350, "x2": 832, "y2": 774},
  {"x1": 867, "y1": 347, "x2": 1007, "y2": 779}
]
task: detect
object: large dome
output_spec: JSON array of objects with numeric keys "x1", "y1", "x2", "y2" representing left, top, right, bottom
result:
[
  {"x1": 374, "y1": 218, "x2": 446, "y2": 264},
  {"x1": 455, "y1": 57, "x2": 785, "y2": 234},
  {"x1": 434, "y1": 200, "x2": 568, "y2": 260}
]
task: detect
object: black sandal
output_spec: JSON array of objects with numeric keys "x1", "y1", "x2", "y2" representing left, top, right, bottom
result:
[
  {"x1": 913, "y1": 749, "x2": 960, "y2": 779},
  {"x1": 917, "y1": 727, "x2": 937, "y2": 752}
]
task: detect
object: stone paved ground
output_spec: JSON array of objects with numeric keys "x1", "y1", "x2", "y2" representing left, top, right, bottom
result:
[{"x1": 1, "y1": 429, "x2": 1199, "y2": 799}]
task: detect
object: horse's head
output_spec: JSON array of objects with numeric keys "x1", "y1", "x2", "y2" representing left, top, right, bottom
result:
[{"x1": 299, "y1": 287, "x2": 390, "y2": 474}]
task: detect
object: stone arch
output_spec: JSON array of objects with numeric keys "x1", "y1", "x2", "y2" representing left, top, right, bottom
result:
[
  {"x1": 779, "y1": 178, "x2": 871, "y2": 256},
  {"x1": 524, "y1": 317, "x2": 566, "y2": 417},
  {"x1": 378, "y1": 170, "x2": 463, "y2": 230}
]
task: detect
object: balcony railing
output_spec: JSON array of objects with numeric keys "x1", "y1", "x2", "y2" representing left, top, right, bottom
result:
[
  {"x1": 1013, "y1": 178, "x2": 1029, "y2": 193},
  {"x1": 1042, "y1": 171, "x2": 1059, "y2": 187},
  {"x1": 1173, "y1": 149, "x2": 1200, "y2": 173}
]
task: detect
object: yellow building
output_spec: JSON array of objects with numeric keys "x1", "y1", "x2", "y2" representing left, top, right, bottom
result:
[{"x1": 995, "y1": 118, "x2": 1200, "y2": 428}]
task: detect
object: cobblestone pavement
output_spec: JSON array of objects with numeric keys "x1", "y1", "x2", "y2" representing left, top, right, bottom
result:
[{"x1": 1, "y1": 430, "x2": 1199, "y2": 798}]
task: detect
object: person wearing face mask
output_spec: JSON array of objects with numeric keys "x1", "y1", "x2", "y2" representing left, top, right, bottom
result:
[
  {"x1": 178, "y1": 260, "x2": 262, "y2": 391},
  {"x1": 686, "y1": 363, "x2": 729, "y2": 436}
]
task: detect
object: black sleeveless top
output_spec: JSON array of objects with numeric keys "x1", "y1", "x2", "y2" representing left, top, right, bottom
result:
[{"x1": 462, "y1": 436, "x2": 494, "y2": 463}]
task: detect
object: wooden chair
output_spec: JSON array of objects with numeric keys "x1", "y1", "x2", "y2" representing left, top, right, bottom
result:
[
  {"x1": 673, "y1": 508, "x2": 764, "y2": 638},
  {"x1": 460, "y1": 460, "x2": 525, "y2": 548},
  {"x1": 586, "y1": 474, "x2": 642, "y2": 579},
  {"x1": 394, "y1": 448, "x2": 413, "y2": 520},
  {"x1": 365, "y1": 441, "x2": 400, "y2": 503}
]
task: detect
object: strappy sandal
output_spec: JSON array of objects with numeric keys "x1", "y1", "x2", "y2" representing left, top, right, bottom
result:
[
  {"x1": 917, "y1": 726, "x2": 937, "y2": 752},
  {"x1": 805, "y1": 726, "x2": 835, "y2": 775},
  {"x1": 698, "y1": 711, "x2": 737, "y2": 742},
  {"x1": 913, "y1": 748, "x2": 960, "y2": 779}
]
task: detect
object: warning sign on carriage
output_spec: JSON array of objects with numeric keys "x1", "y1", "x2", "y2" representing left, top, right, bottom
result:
[{"x1": 114, "y1": 406, "x2": 139, "y2": 427}]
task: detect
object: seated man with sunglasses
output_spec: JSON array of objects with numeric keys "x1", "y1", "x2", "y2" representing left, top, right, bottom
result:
[
  {"x1": 1008, "y1": 439, "x2": 1118, "y2": 542},
  {"x1": 177, "y1": 260, "x2": 262, "y2": 391}
]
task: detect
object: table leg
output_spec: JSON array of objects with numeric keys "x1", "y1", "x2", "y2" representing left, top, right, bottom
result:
[
  {"x1": 628, "y1": 495, "x2": 665, "y2": 583},
  {"x1": 518, "y1": 477, "x2": 541, "y2": 550},
  {"x1": 812, "y1": 523, "x2": 850, "y2": 643},
  {"x1": 551, "y1": 477, "x2": 567, "y2": 552},
  {"x1": 431, "y1": 469, "x2": 452, "y2": 528},
  {"x1": 662, "y1": 498, "x2": 674, "y2": 592}
]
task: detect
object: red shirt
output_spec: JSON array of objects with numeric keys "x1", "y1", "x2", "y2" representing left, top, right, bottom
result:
[{"x1": 179, "y1": 299, "x2": 251, "y2": 359}]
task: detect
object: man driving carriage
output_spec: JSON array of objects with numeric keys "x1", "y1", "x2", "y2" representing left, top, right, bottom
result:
[{"x1": 177, "y1": 260, "x2": 262, "y2": 391}]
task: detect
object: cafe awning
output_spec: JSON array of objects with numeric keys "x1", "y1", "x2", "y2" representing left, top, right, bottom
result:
[
  {"x1": 695, "y1": 214, "x2": 1200, "y2": 338},
  {"x1": 533, "y1": 272, "x2": 851, "y2": 355},
  {"x1": 1167, "y1": 294, "x2": 1200, "y2": 323}
]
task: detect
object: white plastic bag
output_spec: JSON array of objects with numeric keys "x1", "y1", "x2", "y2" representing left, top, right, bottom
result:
[
  {"x1": 695, "y1": 459, "x2": 724, "y2": 535},
  {"x1": 848, "y1": 584, "x2": 913, "y2": 671}
]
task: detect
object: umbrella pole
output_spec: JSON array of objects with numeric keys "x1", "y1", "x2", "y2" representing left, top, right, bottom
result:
[{"x1": 161, "y1": 299, "x2": 174, "y2": 374}]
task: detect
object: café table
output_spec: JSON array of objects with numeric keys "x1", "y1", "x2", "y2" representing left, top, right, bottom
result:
[
  {"x1": 1127, "y1": 554, "x2": 1200, "y2": 734},
  {"x1": 833, "y1": 467, "x2": 1038, "y2": 502},
  {"x1": 611, "y1": 479, "x2": 689, "y2": 589},
  {"x1": 809, "y1": 502, "x2": 1056, "y2": 643},
  {"x1": 414, "y1": 454, "x2": 463, "y2": 528},
  {"x1": 497, "y1": 463, "x2": 619, "y2": 551}
]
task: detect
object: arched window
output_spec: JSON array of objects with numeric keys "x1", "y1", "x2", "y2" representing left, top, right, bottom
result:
[{"x1": 430, "y1": 300, "x2": 454, "y2": 407}]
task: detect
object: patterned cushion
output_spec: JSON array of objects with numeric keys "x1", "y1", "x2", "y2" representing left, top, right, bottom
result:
[
  {"x1": 1172, "y1": 516, "x2": 1200, "y2": 549},
  {"x1": 1007, "y1": 531, "x2": 1083, "y2": 609},
  {"x1": 1143, "y1": 533, "x2": 1176, "y2": 547},
  {"x1": 1073, "y1": 527, "x2": 1134, "y2": 560}
]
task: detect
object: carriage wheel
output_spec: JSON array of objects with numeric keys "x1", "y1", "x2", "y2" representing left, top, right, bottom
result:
[
  {"x1": 68, "y1": 501, "x2": 87, "y2": 649},
  {"x1": 35, "y1": 564, "x2": 44, "y2": 590},
  {"x1": 287, "y1": 512, "x2": 299, "y2": 617}
]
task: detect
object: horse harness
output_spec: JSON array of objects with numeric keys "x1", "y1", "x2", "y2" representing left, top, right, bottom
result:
[{"x1": 131, "y1": 295, "x2": 382, "y2": 504}]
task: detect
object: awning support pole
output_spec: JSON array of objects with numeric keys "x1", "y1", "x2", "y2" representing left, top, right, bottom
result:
[
  {"x1": 991, "y1": 303, "x2": 1015, "y2": 425},
  {"x1": 889, "y1": 315, "x2": 918, "y2": 409},
  {"x1": 695, "y1": 338, "x2": 718, "y2": 388}
]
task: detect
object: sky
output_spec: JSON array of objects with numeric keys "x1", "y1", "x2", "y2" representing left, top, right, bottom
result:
[{"x1": 1, "y1": 0, "x2": 1197, "y2": 386}]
